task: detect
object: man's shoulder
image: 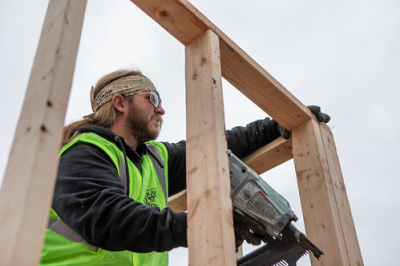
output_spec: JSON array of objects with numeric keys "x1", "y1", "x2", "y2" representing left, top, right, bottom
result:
[
  {"x1": 78, "y1": 126, "x2": 117, "y2": 142},
  {"x1": 61, "y1": 126, "x2": 120, "y2": 156}
]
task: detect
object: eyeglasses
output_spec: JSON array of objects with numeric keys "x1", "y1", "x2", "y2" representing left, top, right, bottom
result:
[
  {"x1": 122, "y1": 89, "x2": 162, "y2": 108},
  {"x1": 149, "y1": 90, "x2": 162, "y2": 108}
]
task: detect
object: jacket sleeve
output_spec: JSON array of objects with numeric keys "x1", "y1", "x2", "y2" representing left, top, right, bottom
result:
[
  {"x1": 226, "y1": 117, "x2": 280, "y2": 159},
  {"x1": 53, "y1": 142, "x2": 187, "y2": 253},
  {"x1": 163, "y1": 117, "x2": 280, "y2": 196}
]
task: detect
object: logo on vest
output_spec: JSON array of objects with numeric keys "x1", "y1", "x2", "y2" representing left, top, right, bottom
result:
[{"x1": 144, "y1": 188, "x2": 157, "y2": 207}]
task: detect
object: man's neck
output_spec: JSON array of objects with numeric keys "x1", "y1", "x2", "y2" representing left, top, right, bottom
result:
[{"x1": 108, "y1": 124, "x2": 138, "y2": 150}]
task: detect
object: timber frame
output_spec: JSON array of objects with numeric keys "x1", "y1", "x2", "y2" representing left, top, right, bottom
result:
[{"x1": 0, "y1": 1, "x2": 364, "y2": 265}]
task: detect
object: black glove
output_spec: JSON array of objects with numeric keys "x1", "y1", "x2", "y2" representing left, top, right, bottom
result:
[
  {"x1": 277, "y1": 123, "x2": 291, "y2": 140},
  {"x1": 276, "y1": 105, "x2": 331, "y2": 140},
  {"x1": 307, "y1": 105, "x2": 330, "y2": 123},
  {"x1": 233, "y1": 212, "x2": 265, "y2": 252}
]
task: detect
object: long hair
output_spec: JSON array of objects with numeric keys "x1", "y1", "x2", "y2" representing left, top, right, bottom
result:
[{"x1": 62, "y1": 69, "x2": 142, "y2": 145}]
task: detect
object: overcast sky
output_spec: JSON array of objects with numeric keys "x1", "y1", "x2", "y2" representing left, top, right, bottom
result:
[{"x1": 1, "y1": 0, "x2": 399, "y2": 265}]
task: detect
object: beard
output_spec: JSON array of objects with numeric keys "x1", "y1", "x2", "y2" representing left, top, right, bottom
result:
[{"x1": 125, "y1": 103, "x2": 163, "y2": 144}]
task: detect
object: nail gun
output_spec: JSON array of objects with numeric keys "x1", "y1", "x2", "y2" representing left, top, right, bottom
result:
[{"x1": 228, "y1": 150, "x2": 324, "y2": 266}]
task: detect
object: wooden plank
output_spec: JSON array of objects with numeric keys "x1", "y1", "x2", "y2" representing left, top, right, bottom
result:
[
  {"x1": 243, "y1": 137, "x2": 292, "y2": 174},
  {"x1": 319, "y1": 123, "x2": 364, "y2": 265},
  {"x1": 169, "y1": 137, "x2": 293, "y2": 212},
  {"x1": 236, "y1": 246, "x2": 243, "y2": 260},
  {"x1": 129, "y1": 0, "x2": 315, "y2": 130},
  {"x1": 0, "y1": 1, "x2": 87, "y2": 265},
  {"x1": 185, "y1": 29, "x2": 236, "y2": 266},
  {"x1": 292, "y1": 120, "x2": 364, "y2": 266},
  {"x1": 168, "y1": 190, "x2": 187, "y2": 212}
]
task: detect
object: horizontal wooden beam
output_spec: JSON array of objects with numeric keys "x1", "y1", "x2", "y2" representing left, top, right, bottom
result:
[
  {"x1": 242, "y1": 137, "x2": 293, "y2": 174},
  {"x1": 168, "y1": 137, "x2": 293, "y2": 212},
  {"x1": 168, "y1": 190, "x2": 187, "y2": 212},
  {"x1": 130, "y1": 0, "x2": 315, "y2": 130}
]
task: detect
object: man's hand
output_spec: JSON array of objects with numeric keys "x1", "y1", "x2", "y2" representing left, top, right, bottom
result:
[
  {"x1": 277, "y1": 105, "x2": 331, "y2": 140},
  {"x1": 233, "y1": 212, "x2": 265, "y2": 252},
  {"x1": 307, "y1": 105, "x2": 331, "y2": 123}
]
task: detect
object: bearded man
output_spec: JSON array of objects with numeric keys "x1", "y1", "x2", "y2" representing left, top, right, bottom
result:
[{"x1": 41, "y1": 69, "x2": 330, "y2": 266}]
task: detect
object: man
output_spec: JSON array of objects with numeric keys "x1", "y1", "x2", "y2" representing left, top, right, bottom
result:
[{"x1": 41, "y1": 69, "x2": 330, "y2": 265}]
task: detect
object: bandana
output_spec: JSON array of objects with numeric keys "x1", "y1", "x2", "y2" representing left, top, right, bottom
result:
[{"x1": 90, "y1": 75, "x2": 158, "y2": 112}]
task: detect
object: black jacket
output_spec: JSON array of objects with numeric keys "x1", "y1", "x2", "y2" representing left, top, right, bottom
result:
[{"x1": 53, "y1": 117, "x2": 280, "y2": 253}]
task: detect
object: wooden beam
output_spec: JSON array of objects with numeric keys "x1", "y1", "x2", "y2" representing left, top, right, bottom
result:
[
  {"x1": 169, "y1": 137, "x2": 293, "y2": 212},
  {"x1": 130, "y1": 0, "x2": 315, "y2": 130},
  {"x1": 0, "y1": 1, "x2": 87, "y2": 265},
  {"x1": 292, "y1": 120, "x2": 364, "y2": 266},
  {"x1": 168, "y1": 190, "x2": 187, "y2": 212},
  {"x1": 243, "y1": 137, "x2": 292, "y2": 174},
  {"x1": 185, "y1": 29, "x2": 236, "y2": 266}
]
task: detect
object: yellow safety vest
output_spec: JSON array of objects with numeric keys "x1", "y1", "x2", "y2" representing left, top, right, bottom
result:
[{"x1": 41, "y1": 132, "x2": 169, "y2": 266}]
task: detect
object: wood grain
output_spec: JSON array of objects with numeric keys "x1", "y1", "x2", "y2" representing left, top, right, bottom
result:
[
  {"x1": 292, "y1": 120, "x2": 364, "y2": 266},
  {"x1": 0, "y1": 1, "x2": 87, "y2": 265},
  {"x1": 185, "y1": 29, "x2": 236, "y2": 266}
]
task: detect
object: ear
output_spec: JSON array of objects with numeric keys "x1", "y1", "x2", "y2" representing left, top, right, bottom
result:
[{"x1": 112, "y1": 94, "x2": 127, "y2": 113}]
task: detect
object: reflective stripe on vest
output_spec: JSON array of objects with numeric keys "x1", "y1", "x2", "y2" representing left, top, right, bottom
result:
[
  {"x1": 118, "y1": 152, "x2": 128, "y2": 191},
  {"x1": 146, "y1": 144, "x2": 167, "y2": 205},
  {"x1": 48, "y1": 218, "x2": 99, "y2": 251}
]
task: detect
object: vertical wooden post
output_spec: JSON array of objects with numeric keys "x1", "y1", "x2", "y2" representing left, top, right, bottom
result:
[
  {"x1": 292, "y1": 120, "x2": 364, "y2": 266},
  {"x1": 0, "y1": 1, "x2": 87, "y2": 265},
  {"x1": 185, "y1": 29, "x2": 236, "y2": 266}
]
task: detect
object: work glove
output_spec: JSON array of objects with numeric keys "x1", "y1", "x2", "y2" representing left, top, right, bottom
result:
[
  {"x1": 277, "y1": 105, "x2": 331, "y2": 140},
  {"x1": 233, "y1": 212, "x2": 265, "y2": 252},
  {"x1": 307, "y1": 105, "x2": 331, "y2": 124}
]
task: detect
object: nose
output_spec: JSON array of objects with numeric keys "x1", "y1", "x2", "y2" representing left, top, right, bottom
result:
[{"x1": 155, "y1": 105, "x2": 165, "y2": 115}]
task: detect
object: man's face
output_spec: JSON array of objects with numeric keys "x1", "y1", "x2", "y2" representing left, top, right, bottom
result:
[{"x1": 125, "y1": 92, "x2": 165, "y2": 143}]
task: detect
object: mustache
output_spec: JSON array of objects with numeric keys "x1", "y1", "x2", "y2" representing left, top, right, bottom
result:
[{"x1": 151, "y1": 115, "x2": 163, "y2": 124}]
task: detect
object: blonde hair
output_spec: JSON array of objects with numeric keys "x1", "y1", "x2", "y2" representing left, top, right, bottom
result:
[{"x1": 62, "y1": 69, "x2": 142, "y2": 145}]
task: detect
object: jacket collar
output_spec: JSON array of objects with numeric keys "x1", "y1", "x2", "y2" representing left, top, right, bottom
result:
[{"x1": 77, "y1": 126, "x2": 148, "y2": 158}]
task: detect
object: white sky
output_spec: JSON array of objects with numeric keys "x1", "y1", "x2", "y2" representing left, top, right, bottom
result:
[{"x1": 1, "y1": 0, "x2": 400, "y2": 265}]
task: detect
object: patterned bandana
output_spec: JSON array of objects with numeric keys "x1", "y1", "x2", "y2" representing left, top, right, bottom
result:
[{"x1": 90, "y1": 75, "x2": 158, "y2": 112}]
